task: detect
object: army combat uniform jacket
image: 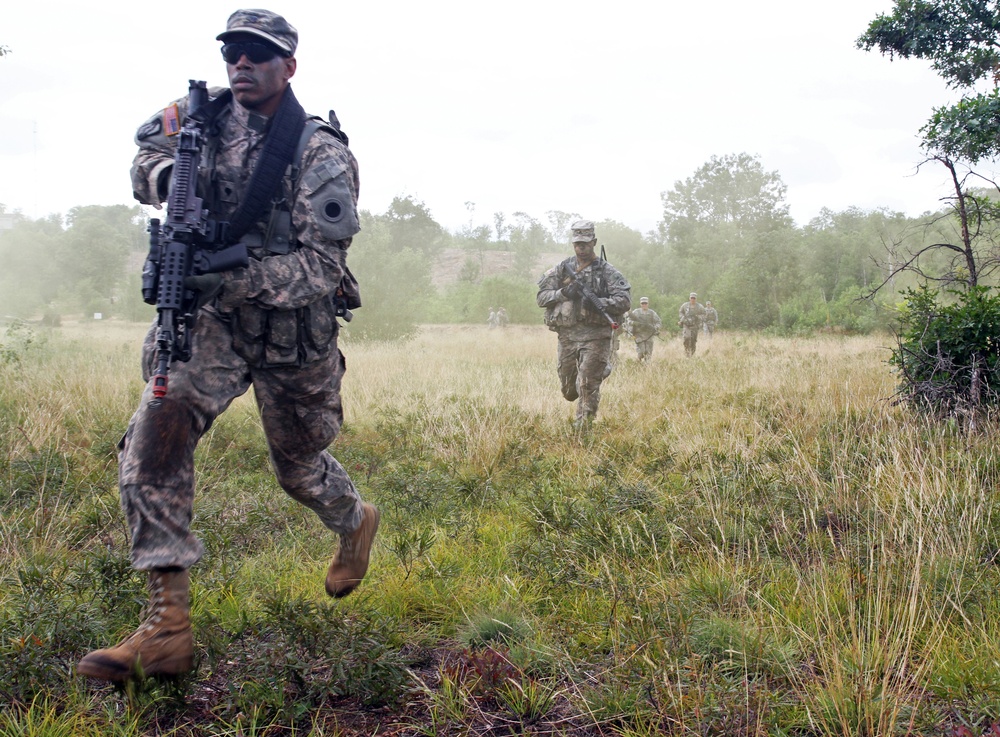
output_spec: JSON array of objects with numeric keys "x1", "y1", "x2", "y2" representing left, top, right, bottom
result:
[
  {"x1": 536, "y1": 257, "x2": 631, "y2": 340},
  {"x1": 679, "y1": 301, "x2": 706, "y2": 339},
  {"x1": 132, "y1": 89, "x2": 360, "y2": 367},
  {"x1": 627, "y1": 307, "x2": 661, "y2": 342}
]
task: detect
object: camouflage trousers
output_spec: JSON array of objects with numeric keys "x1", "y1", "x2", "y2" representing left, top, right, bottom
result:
[
  {"x1": 119, "y1": 308, "x2": 363, "y2": 571},
  {"x1": 635, "y1": 337, "x2": 654, "y2": 361},
  {"x1": 557, "y1": 334, "x2": 611, "y2": 420},
  {"x1": 682, "y1": 327, "x2": 699, "y2": 357}
]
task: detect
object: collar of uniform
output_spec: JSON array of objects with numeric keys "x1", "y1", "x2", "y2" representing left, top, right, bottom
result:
[{"x1": 230, "y1": 99, "x2": 271, "y2": 134}]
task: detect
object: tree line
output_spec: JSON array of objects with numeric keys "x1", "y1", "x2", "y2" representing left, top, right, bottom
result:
[{"x1": 0, "y1": 152, "x2": 971, "y2": 341}]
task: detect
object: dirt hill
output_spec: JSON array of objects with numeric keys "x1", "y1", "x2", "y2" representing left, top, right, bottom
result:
[{"x1": 431, "y1": 248, "x2": 566, "y2": 290}]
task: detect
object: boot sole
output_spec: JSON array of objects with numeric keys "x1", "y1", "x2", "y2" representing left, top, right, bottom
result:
[{"x1": 78, "y1": 653, "x2": 193, "y2": 682}]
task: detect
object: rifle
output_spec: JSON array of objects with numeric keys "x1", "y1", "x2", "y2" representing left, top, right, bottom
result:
[
  {"x1": 141, "y1": 80, "x2": 249, "y2": 407},
  {"x1": 564, "y1": 261, "x2": 620, "y2": 330}
]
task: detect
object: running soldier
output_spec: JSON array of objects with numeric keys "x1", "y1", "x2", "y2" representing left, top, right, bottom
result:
[
  {"x1": 703, "y1": 300, "x2": 718, "y2": 337},
  {"x1": 628, "y1": 297, "x2": 661, "y2": 362},
  {"x1": 678, "y1": 292, "x2": 706, "y2": 357},
  {"x1": 78, "y1": 9, "x2": 379, "y2": 682},
  {"x1": 536, "y1": 220, "x2": 630, "y2": 426}
]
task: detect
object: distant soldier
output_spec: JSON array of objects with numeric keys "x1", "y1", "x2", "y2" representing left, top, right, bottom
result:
[
  {"x1": 487, "y1": 307, "x2": 497, "y2": 328},
  {"x1": 628, "y1": 297, "x2": 661, "y2": 362},
  {"x1": 537, "y1": 219, "x2": 631, "y2": 427},
  {"x1": 497, "y1": 306, "x2": 509, "y2": 327},
  {"x1": 678, "y1": 292, "x2": 706, "y2": 357},
  {"x1": 703, "y1": 300, "x2": 718, "y2": 337}
]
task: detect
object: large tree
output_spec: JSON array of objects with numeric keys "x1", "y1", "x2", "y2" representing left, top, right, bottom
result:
[
  {"x1": 348, "y1": 207, "x2": 435, "y2": 341},
  {"x1": 381, "y1": 195, "x2": 446, "y2": 255},
  {"x1": 657, "y1": 153, "x2": 795, "y2": 315}
]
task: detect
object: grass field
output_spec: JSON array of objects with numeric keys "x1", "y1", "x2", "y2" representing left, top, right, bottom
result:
[{"x1": 3, "y1": 321, "x2": 1000, "y2": 735}]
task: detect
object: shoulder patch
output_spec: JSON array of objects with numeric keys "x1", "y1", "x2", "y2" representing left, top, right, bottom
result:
[
  {"x1": 164, "y1": 104, "x2": 181, "y2": 137},
  {"x1": 137, "y1": 118, "x2": 162, "y2": 141}
]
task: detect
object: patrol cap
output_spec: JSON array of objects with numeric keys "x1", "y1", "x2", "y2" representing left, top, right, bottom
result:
[
  {"x1": 689, "y1": 292, "x2": 697, "y2": 298},
  {"x1": 217, "y1": 9, "x2": 298, "y2": 56},
  {"x1": 640, "y1": 296, "x2": 649, "y2": 303},
  {"x1": 570, "y1": 219, "x2": 596, "y2": 243}
]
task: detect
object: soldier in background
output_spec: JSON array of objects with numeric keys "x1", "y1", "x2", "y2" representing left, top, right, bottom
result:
[
  {"x1": 497, "y1": 306, "x2": 509, "y2": 327},
  {"x1": 537, "y1": 219, "x2": 631, "y2": 427},
  {"x1": 678, "y1": 292, "x2": 706, "y2": 357},
  {"x1": 628, "y1": 297, "x2": 661, "y2": 362},
  {"x1": 703, "y1": 300, "x2": 718, "y2": 337}
]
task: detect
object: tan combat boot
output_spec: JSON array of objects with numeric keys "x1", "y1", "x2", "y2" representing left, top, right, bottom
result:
[
  {"x1": 77, "y1": 568, "x2": 194, "y2": 682},
  {"x1": 326, "y1": 503, "x2": 380, "y2": 598}
]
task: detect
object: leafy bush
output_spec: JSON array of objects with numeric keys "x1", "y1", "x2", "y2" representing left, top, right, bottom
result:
[{"x1": 891, "y1": 285, "x2": 1000, "y2": 416}]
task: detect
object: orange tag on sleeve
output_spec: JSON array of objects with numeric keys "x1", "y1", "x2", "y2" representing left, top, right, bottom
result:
[{"x1": 164, "y1": 104, "x2": 181, "y2": 137}]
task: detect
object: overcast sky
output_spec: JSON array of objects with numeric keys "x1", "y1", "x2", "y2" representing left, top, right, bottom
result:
[{"x1": 0, "y1": 0, "x2": 983, "y2": 235}]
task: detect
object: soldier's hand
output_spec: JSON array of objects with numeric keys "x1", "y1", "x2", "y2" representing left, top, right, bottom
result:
[
  {"x1": 183, "y1": 273, "x2": 224, "y2": 301},
  {"x1": 561, "y1": 282, "x2": 583, "y2": 300}
]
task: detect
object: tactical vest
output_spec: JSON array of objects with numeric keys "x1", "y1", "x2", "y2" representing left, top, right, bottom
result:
[{"x1": 202, "y1": 108, "x2": 349, "y2": 257}]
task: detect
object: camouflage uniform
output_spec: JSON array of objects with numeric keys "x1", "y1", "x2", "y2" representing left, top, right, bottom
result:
[
  {"x1": 704, "y1": 304, "x2": 718, "y2": 336},
  {"x1": 679, "y1": 296, "x2": 706, "y2": 358},
  {"x1": 124, "y1": 77, "x2": 363, "y2": 570},
  {"x1": 628, "y1": 304, "x2": 661, "y2": 362},
  {"x1": 536, "y1": 221, "x2": 631, "y2": 422}
]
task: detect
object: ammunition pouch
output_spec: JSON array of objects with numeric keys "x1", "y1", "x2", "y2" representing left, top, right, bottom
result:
[
  {"x1": 231, "y1": 297, "x2": 339, "y2": 368},
  {"x1": 543, "y1": 300, "x2": 575, "y2": 331}
]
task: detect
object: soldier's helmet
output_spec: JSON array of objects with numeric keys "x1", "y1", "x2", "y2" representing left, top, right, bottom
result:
[
  {"x1": 706, "y1": 301, "x2": 712, "y2": 306},
  {"x1": 689, "y1": 292, "x2": 697, "y2": 299},
  {"x1": 570, "y1": 220, "x2": 596, "y2": 244},
  {"x1": 640, "y1": 297, "x2": 649, "y2": 304}
]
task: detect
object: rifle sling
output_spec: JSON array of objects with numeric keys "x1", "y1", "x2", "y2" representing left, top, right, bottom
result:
[{"x1": 192, "y1": 86, "x2": 307, "y2": 245}]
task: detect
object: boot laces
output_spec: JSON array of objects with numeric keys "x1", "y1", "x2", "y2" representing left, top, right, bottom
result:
[{"x1": 132, "y1": 575, "x2": 168, "y2": 635}]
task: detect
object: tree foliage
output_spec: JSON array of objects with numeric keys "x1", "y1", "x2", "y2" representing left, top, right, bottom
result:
[
  {"x1": 859, "y1": 0, "x2": 1000, "y2": 163},
  {"x1": 858, "y1": 0, "x2": 1000, "y2": 87},
  {"x1": 347, "y1": 209, "x2": 434, "y2": 341},
  {"x1": 382, "y1": 195, "x2": 447, "y2": 254},
  {"x1": 0, "y1": 206, "x2": 143, "y2": 320},
  {"x1": 659, "y1": 153, "x2": 791, "y2": 246}
]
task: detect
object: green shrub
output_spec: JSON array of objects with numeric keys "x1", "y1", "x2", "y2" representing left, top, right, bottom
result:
[{"x1": 891, "y1": 285, "x2": 1000, "y2": 416}]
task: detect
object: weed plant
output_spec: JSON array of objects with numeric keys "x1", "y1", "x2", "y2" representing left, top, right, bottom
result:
[{"x1": 2, "y1": 322, "x2": 1000, "y2": 734}]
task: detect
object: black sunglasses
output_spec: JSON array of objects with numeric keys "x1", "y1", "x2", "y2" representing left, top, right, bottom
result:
[{"x1": 221, "y1": 41, "x2": 285, "y2": 64}]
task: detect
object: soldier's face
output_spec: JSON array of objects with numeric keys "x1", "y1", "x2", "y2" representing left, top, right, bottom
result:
[
  {"x1": 574, "y1": 240, "x2": 596, "y2": 263},
  {"x1": 227, "y1": 43, "x2": 296, "y2": 116}
]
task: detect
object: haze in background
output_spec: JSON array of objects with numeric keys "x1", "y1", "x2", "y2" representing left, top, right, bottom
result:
[{"x1": 0, "y1": 0, "x2": 976, "y2": 232}]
